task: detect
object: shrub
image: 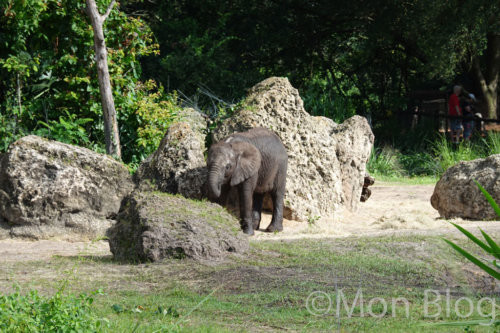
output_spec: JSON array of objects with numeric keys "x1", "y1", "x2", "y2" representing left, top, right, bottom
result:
[
  {"x1": 370, "y1": 132, "x2": 500, "y2": 179},
  {"x1": 0, "y1": 287, "x2": 106, "y2": 332},
  {"x1": 398, "y1": 152, "x2": 439, "y2": 177},
  {"x1": 134, "y1": 80, "x2": 179, "y2": 159},
  {"x1": 367, "y1": 146, "x2": 404, "y2": 177},
  {"x1": 431, "y1": 135, "x2": 483, "y2": 174},
  {"x1": 482, "y1": 131, "x2": 500, "y2": 155}
]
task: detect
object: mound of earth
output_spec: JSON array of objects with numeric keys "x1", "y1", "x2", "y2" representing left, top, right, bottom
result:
[{"x1": 107, "y1": 191, "x2": 248, "y2": 262}]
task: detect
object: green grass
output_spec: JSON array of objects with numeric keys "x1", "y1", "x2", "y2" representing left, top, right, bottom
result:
[
  {"x1": 0, "y1": 286, "x2": 104, "y2": 332},
  {"x1": 371, "y1": 175, "x2": 438, "y2": 185},
  {"x1": 1, "y1": 232, "x2": 499, "y2": 332},
  {"x1": 368, "y1": 131, "x2": 500, "y2": 181}
]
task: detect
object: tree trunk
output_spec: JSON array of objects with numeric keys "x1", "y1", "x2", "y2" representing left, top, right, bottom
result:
[
  {"x1": 472, "y1": 33, "x2": 500, "y2": 120},
  {"x1": 86, "y1": 0, "x2": 121, "y2": 158}
]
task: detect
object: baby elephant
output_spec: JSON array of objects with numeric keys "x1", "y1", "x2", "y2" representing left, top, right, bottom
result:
[{"x1": 207, "y1": 127, "x2": 288, "y2": 235}]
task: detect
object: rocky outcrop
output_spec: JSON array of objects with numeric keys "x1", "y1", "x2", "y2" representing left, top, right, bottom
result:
[
  {"x1": 0, "y1": 136, "x2": 134, "y2": 240},
  {"x1": 431, "y1": 154, "x2": 500, "y2": 220},
  {"x1": 213, "y1": 77, "x2": 374, "y2": 221},
  {"x1": 135, "y1": 108, "x2": 207, "y2": 199},
  {"x1": 107, "y1": 191, "x2": 248, "y2": 262}
]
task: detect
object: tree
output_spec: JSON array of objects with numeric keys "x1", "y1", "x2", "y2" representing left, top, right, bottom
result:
[
  {"x1": 124, "y1": 0, "x2": 500, "y2": 121},
  {"x1": 472, "y1": 33, "x2": 500, "y2": 120},
  {"x1": 85, "y1": 0, "x2": 121, "y2": 158}
]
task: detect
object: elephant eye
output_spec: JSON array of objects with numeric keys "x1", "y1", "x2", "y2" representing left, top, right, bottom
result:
[{"x1": 225, "y1": 163, "x2": 231, "y2": 170}]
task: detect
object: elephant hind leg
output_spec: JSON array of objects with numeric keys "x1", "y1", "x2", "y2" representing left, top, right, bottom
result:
[
  {"x1": 252, "y1": 193, "x2": 264, "y2": 230},
  {"x1": 266, "y1": 189, "x2": 284, "y2": 233}
]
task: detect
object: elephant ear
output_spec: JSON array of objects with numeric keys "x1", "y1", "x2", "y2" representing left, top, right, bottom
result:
[{"x1": 230, "y1": 141, "x2": 261, "y2": 186}]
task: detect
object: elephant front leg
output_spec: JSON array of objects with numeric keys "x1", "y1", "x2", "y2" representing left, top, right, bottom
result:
[
  {"x1": 238, "y1": 182, "x2": 254, "y2": 235},
  {"x1": 252, "y1": 193, "x2": 264, "y2": 230},
  {"x1": 266, "y1": 190, "x2": 284, "y2": 232}
]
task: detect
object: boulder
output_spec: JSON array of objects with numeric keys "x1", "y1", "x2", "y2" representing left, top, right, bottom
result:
[
  {"x1": 431, "y1": 154, "x2": 500, "y2": 220},
  {"x1": 135, "y1": 108, "x2": 207, "y2": 199},
  {"x1": 0, "y1": 135, "x2": 134, "y2": 240},
  {"x1": 107, "y1": 191, "x2": 248, "y2": 262},
  {"x1": 213, "y1": 77, "x2": 374, "y2": 221}
]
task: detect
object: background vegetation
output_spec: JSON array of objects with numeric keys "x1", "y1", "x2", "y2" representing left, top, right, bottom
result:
[{"x1": 1, "y1": 0, "x2": 499, "y2": 171}]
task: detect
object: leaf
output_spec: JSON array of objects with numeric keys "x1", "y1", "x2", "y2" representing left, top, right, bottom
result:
[
  {"x1": 449, "y1": 223, "x2": 492, "y2": 254},
  {"x1": 111, "y1": 304, "x2": 124, "y2": 313},
  {"x1": 474, "y1": 180, "x2": 500, "y2": 217},
  {"x1": 480, "y1": 229, "x2": 500, "y2": 260},
  {"x1": 443, "y1": 239, "x2": 500, "y2": 280}
]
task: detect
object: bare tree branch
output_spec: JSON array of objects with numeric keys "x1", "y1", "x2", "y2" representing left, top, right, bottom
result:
[{"x1": 102, "y1": 0, "x2": 116, "y2": 21}]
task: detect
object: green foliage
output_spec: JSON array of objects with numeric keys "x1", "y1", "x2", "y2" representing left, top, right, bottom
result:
[
  {"x1": 35, "y1": 111, "x2": 93, "y2": 146},
  {"x1": 482, "y1": 131, "x2": 500, "y2": 155},
  {"x1": 369, "y1": 132, "x2": 500, "y2": 179},
  {"x1": 132, "y1": 80, "x2": 179, "y2": 159},
  {"x1": 0, "y1": 287, "x2": 106, "y2": 332},
  {"x1": 440, "y1": 183, "x2": 500, "y2": 327},
  {"x1": 123, "y1": 0, "x2": 500, "y2": 125},
  {"x1": 431, "y1": 136, "x2": 483, "y2": 174},
  {"x1": 444, "y1": 182, "x2": 500, "y2": 280},
  {"x1": 0, "y1": 0, "x2": 172, "y2": 164},
  {"x1": 301, "y1": 72, "x2": 357, "y2": 123},
  {"x1": 367, "y1": 146, "x2": 405, "y2": 177}
]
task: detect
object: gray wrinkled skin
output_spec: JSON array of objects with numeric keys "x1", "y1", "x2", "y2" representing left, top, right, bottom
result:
[{"x1": 207, "y1": 128, "x2": 288, "y2": 235}]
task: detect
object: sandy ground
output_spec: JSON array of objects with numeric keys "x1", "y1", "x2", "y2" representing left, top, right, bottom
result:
[
  {"x1": 255, "y1": 183, "x2": 500, "y2": 240},
  {"x1": 1, "y1": 183, "x2": 499, "y2": 261}
]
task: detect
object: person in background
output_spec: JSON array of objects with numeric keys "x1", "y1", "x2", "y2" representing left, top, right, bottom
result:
[
  {"x1": 462, "y1": 93, "x2": 476, "y2": 140},
  {"x1": 448, "y1": 85, "x2": 462, "y2": 144}
]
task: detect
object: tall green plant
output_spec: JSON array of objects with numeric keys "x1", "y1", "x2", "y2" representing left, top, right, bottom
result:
[
  {"x1": 444, "y1": 181, "x2": 500, "y2": 280},
  {"x1": 482, "y1": 131, "x2": 500, "y2": 155},
  {"x1": 439, "y1": 181, "x2": 500, "y2": 327}
]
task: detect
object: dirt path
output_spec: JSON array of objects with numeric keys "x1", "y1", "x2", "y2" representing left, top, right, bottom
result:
[{"x1": 1, "y1": 183, "x2": 499, "y2": 261}]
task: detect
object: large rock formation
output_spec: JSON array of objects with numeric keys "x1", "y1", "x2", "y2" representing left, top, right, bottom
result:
[
  {"x1": 213, "y1": 77, "x2": 374, "y2": 221},
  {"x1": 135, "y1": 108, "x2": 207, "y2": 199},
  {"x1": 431, "y1": 154, "x2": 500, "y2": 220},
  {"x1": 107, "y1": 191, "x2": 248, "y2": 262},
  {"x1": 0, "y1": 136, "x2": 134, "y2": 239}
]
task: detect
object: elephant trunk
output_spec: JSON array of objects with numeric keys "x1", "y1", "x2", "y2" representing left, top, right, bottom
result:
[{"x1": 207, "y1": 167, "x2": 222, "y2": 200}]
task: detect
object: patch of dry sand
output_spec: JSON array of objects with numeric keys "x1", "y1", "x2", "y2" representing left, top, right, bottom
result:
[
  {"x1": 254, "y1": 184, "x2": 500, "y2": 240},
  {"x1": 0, "y1": 239, "x2": 109, "y2": 262}
]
